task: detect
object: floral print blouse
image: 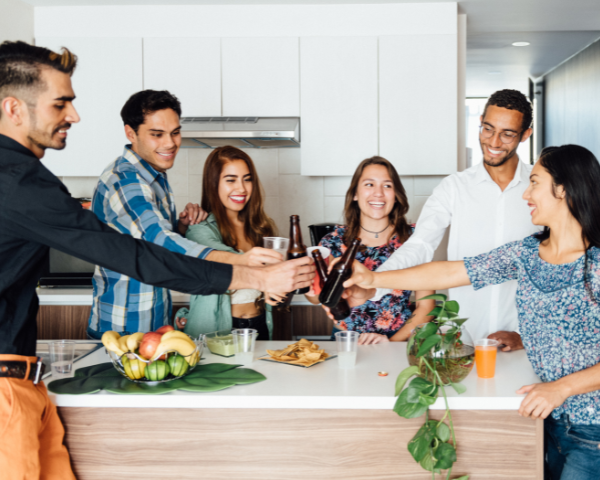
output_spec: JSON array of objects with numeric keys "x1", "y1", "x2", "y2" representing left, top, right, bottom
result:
[
  {"x1": 464, "y1": 234, "x2": 600, "y2": 425},
  {"x1": 319, "y1": 225, "x2": 414, "y2": 336}
]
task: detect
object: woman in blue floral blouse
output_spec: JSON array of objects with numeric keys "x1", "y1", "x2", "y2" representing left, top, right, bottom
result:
[
  {"x1": 306, "y1": 156, "x2": 435, "y2": 344},
  {"x1": 344, "y1": 145, "x2": 600, "y2": 479}
]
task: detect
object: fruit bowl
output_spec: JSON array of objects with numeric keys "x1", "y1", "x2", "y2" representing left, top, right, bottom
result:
[
  {"x1": 107, "y1": 344, "x2": 202, "y2": 384},
  {"x1": 102, "y1": 330, "x2": 202, "y2": 384}
]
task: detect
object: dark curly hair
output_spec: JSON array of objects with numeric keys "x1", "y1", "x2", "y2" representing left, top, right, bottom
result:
[
  {"x1": 483, "y1": 89, "x2": 533, "y2": 133},
  {"x1": 120, "y1": 90, "x2": 181, "y2": 133},
  {"x1": 0, "y1": 41, "x2": 77, "y2": 117}
]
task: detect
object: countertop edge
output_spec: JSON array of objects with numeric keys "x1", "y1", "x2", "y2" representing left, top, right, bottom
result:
[{"x1": 49, "y1": 393, "x2": 525, "y2": 410}]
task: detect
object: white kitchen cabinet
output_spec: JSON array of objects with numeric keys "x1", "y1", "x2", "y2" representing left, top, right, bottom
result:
[
  {"x1": 35, "y1": 37, "x2": 143, "y2": 177},
  {"x1": 143, "y1": 37, "x2": 221, "y2": 118},
  {"x1": 222, "y1": 37, "x2": 299, "y2": 117},
  {"x1": 300, "y1": 37, "x2": 378, "y2": 176},
  {"x1": 379, "y1": 35, "x2": 457, "y2": 175}
]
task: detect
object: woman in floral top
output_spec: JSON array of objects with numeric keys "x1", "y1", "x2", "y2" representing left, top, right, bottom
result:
[
  {"x1": 344, "y1": 145, "x2": 600, "y2": 479},
  {"x1": 306, "y1": 156, "x2": 435, "y2": 344}
]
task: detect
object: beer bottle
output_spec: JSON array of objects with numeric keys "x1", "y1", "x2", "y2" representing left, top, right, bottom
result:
[
  {"x1": 319, "y1": 238, "x2": 361, "y2": 308},
  {"x1": 311, "y1": 250, "x2": 351, "y2": 321},
  {"x1": 287, "y1": 215, "x2": 310, "y2": 295}
]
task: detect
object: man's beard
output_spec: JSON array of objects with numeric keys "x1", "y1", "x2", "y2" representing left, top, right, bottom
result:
[
  {"x1": 480, "y1": 142, "x2": 519, "y2": 168},
  {"x1": 26, "y1": 110, "x2": 70, "y2": 152}
]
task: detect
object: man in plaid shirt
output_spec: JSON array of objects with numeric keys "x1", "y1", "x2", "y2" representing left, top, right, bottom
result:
[{"x1": 88, "y1": 90, "x2": 282, "y2": 337}]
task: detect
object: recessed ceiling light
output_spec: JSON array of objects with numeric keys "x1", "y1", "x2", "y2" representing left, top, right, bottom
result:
[{"x1": 512, "y1": 42, "x2": 530, "y2": 47}]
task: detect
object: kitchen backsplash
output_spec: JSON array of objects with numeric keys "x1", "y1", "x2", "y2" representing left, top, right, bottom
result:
[{"x1": 60, "y1": 147, "x2": 449, "y2": 260}]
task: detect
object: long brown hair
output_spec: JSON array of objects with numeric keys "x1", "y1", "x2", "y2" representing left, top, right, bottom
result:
[
  {"x1": 201, "y1": 146, "x2": 276, "y2": 250},
  {"x1": 342, "y1": 156, "x2": 411, "y2": 247}
]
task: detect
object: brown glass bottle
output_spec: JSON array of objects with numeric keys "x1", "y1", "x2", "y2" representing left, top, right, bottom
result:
[
  {"x1": 319, "y1": 238, "x2": 361, "y2": 308},
  {"x1": 311, "y1": 250, "x2": 351, "y2": 321},
  {"x1": 287, "y1": 215, "x2": 310, "y2": 295}
]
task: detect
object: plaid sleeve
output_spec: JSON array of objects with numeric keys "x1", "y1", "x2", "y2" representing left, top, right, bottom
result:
[
  {"x1": 464, "y1": 241, "x2": 521, "y2": 290},
  {"x1": 100, "y1": 172, "x2": 212, "y2": 259}
]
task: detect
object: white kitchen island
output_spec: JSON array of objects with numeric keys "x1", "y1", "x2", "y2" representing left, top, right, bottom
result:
[{"x1": 49, "y1": 342, "x2": 543, "y2": 479}]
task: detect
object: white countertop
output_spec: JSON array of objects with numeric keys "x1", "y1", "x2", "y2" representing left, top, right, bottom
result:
[
  {"x1": 36, "y1": 288, "x2": 314, "y2": 306},
  {"x1": 47, "y1": 341, "x2": 540, "y2": 411}
]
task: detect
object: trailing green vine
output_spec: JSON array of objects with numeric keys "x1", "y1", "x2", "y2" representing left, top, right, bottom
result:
[{"x1": 394, "y1": 294, "x2": 473, "y2": 480}]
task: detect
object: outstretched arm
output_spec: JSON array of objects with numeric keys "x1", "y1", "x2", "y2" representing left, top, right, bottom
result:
[{"x1": 343, "y1": 260, "x2": 471, "y2": 293}]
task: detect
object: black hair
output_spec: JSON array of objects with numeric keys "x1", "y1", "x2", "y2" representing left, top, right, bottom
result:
[
  {"x1": 0, "y1": 41, "x2": 77, "y2": 117},
  {"x1": 483, "y1": 89, "x2": 533, "y2": 133},
  {"x1": 536, "y1": 144, "x2": 600, "y2": 301},
  {"x1": 120, "y1": 90, "x2": 182, "y2": 133}
]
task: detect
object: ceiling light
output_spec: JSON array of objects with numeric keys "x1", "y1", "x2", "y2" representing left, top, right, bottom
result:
[{"x1": 512, "y1": 42, "x2": 530, "y2": 47}]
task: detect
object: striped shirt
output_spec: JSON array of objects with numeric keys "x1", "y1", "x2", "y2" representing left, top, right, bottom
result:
[{"x1": 87, "y1": 146, "x2": 212, "y2": 335}]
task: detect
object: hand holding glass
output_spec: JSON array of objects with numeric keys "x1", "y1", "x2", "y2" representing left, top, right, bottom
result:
[{"x1": 263, "y1": 237, "x2": 289, "y2": 259}]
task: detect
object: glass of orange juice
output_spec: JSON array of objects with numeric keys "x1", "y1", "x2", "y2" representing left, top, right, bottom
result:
[{"x1": 475, "y1": 339, "x2": 499, "y2": 379}]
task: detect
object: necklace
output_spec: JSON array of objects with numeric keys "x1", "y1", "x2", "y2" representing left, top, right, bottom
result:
[{"x1": 360, "y1": 223, "x2": 389, "y2": 239}]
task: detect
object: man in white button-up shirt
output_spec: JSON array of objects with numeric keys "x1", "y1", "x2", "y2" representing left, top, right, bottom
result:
[{"x1": 347, "y1": 90, "x2": 538, "y2": 348}]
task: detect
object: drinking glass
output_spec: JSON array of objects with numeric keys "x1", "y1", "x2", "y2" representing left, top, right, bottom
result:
[
  {"x1": 475, "y1": 339, "x2": 499, "y2": 379},
  {"x1": 335, "y1": 331, "x2": 359, "y2": 368},
  {"x1": 263, "y1": 237, "x2": 289, "y2": 259},
  {"x1": 232, "y1": 329, "x2": 258, "y2": 365},
  {"x1": 50, "y1": 341, "x2": 75, "y2": 379}
]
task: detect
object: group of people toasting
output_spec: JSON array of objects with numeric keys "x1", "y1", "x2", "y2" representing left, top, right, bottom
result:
[{"x1": 0, "y1": 40, "x2": 598, "y2": 479}]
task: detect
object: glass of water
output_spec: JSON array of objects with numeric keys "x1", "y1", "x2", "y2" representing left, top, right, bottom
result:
[
  {"x1": 50, "y1": 340, "x2": 75, "y2": 378},
  {"x1": 335, "y1": 331, "x2": 359, "y2": 368},
  {"x1": 231, "y1": 329, "x2": 258, "y2": 365},
  {"x1": 263, "y1": 237, "x2": 289, "y2": 259}
]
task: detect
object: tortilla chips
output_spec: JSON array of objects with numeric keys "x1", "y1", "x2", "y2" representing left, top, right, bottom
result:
[{"x1": 266, "y1": 338, "x2": 330, "y2": 367}]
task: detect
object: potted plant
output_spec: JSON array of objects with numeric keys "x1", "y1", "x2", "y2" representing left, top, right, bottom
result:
[{"x1": 394, "y1": 294, "x2": 473, "y2": 479}]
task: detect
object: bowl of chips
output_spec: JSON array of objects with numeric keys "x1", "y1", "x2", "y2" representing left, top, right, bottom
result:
[{"x1": 260, "y1": 338, "x2": 334, "y2": 368}]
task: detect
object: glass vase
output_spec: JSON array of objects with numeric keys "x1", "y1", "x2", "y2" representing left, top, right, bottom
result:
[{"x1": 406, "y1": 321, "x2": 475, "y2": 384}]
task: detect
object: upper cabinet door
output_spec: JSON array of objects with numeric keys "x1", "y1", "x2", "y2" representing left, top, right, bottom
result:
[
  {"x1": 300, "y1": 37, "x2": 378, "y2": 176},
  {"x1": 36, "y1": 37, "x2": 143, "y2": 177},
  {"x1": 379, "y1": 35, "x2": 457, "y2": 175},
  {"x1": 143, "y1": 38, "x2": 221, "y2": 118},
  {"x1": 221, "y1": 37, "x2": 300, "y2": 117}
]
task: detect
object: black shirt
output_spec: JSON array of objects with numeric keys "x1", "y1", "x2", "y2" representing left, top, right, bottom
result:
[{"x1": 0, "y1": 134, "x2": 232, "y2": 356}]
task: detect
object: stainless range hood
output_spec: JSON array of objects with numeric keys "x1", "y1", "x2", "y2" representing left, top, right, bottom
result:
[{"x1": 180, "y1": 116, "x2": 300, "y2": 149}]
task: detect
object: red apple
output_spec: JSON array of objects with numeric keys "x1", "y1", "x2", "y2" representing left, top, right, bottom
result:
[
  {"x1": 138, "y1": 332, "x2": 162, "y2": 359},
  {"x1": 155, "y1": 325, "x2": 175, "y2": 335}
]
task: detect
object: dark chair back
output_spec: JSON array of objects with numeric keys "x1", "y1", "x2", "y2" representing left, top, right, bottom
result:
[{"x1": 308, "y1": 223, "x2": 338, "y2": 246}]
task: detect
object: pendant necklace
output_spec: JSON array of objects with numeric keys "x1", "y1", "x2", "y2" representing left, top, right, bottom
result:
[{"x1": 360, "y1": 223, "x2": 389, "y2": 239}]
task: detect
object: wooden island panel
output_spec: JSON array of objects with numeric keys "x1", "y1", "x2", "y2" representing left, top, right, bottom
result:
[
  {"x1": 36, "y1": 306, "x2": 91, "y2": 340},
  {"x1": 59, "y1": 407, "x2": 542, "y2": 479}
]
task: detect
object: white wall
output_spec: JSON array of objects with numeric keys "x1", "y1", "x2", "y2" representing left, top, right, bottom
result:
[
  {"x1": 43, "y1": 3, "x2": 461, "y2": 258},
  {"x1": 0, "y1": 0, "x2": 33, "y2": 43},
  {"x1": 34, "y1": 4, "x2": 456, "y2": 38}
]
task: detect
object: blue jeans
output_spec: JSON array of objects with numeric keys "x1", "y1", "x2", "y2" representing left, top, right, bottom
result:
[{"x1": 545, "y1": 415, "x2": 600, "y2": 480}]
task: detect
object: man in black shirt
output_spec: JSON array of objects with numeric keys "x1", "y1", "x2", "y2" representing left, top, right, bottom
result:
[{"x1": 0, "y1": 41, "x2": 313, "y2": 479}]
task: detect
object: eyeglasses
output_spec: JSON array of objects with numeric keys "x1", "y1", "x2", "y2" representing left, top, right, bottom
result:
[{"x1": 479, "y1": 125, "x2": 520, "y2": 144}]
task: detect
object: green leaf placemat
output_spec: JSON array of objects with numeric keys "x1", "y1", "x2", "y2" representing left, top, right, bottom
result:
[{"x1": 47, "y1": 362, "x2": 266, "y2": 395}]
